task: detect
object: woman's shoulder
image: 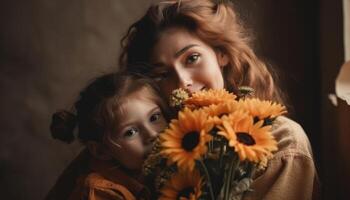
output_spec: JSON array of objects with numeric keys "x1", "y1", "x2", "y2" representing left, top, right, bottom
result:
[
  {"x1": 271, "y1": 116, "x2": 313, "y2": 159},
  {"x1": 249, "y1": 116, "x2": 318, "y2": 199}
]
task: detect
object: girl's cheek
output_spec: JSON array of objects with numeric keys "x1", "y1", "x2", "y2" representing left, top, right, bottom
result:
[{"x1": 120, "y1": 143, "x2": 143, "y2": 158}]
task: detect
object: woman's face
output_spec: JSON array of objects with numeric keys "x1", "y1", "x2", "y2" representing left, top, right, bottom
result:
[{"x1": 150, "y1": 28, "x2": 227, "y2": 97}]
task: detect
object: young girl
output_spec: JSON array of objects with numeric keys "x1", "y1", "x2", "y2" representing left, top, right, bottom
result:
[
  {"x1": 119, "y1": 0, "x2": 318, "y2": 199},
  {"x1": 49, "y1": 72, "x2": 170, "y2": 200}
]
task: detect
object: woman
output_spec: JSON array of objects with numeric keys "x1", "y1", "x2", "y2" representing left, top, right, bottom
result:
[{"x1": 119, "y1": 0, "x2": 319, "y2": 199}]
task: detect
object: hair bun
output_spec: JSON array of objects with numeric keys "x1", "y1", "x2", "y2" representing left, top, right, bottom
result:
[{"x1": 50, "y1": 110, "x2": 77, "y2": 143}]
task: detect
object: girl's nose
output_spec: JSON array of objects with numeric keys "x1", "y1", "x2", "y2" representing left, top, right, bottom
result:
[
  {"x1": 143, "y1": 125, "x2": 158, "y2": 144},
  {"x1": 146, "y1": 135, "x2": 156, "y2": 145}
]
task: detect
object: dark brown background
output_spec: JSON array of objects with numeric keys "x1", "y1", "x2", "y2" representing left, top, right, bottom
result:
[{"x1": 0, "y1": 0, "x2": 348, "y2": 199}]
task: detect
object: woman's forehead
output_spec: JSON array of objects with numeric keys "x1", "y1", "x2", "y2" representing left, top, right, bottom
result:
[{"x1": 152, "y1": 28, "x2": 204, "y2": 59}]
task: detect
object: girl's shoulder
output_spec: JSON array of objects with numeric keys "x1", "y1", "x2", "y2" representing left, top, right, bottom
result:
[
  {"x1": 80, "y1": 159, "x2": 150, "y2": 200},
  {"x1": 81, "y1": 172, "x2": 136, "y2": 200},
  {"x1": 271, "y1": 116, "x2": 314, "y2": 159}
]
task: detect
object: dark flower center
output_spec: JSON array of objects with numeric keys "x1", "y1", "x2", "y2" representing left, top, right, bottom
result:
[
  {"x1": 236, "y1": 132, "x2": 256, "y2": 146},
  {"x1": 254, "y1": 116, "x2": 274, "y2": 126},
  {"x1": 182, "y1": 131, "x2": 200, "y2": 151},
  {"x1": 253, "y1": 116, "x2": 260, "y2": 124},
  {"x1": 263, "y1": 118, "x2": 273, "y2": 126},
  {"x1": 177, "y1": 187, "x2": 194, "y2": 199},
  {"x1": 209, "y1": 127, "x2": 220, "y2": 135},
  {"x1": 218, "y1": 112, "x2": 229, "y2": 118}
]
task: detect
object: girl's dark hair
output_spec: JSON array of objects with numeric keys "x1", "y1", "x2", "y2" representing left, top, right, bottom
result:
[
  {"x1": 50, "y1": 71, "x2": 169, "y2": 143},
  {"x1": 119, "y1": 0, "x2": 286, "y2": 104}
]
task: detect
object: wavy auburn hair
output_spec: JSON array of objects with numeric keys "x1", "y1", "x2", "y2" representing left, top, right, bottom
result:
[{"x1": 120, "y1": 0, "x2": 285, "y2": 103}]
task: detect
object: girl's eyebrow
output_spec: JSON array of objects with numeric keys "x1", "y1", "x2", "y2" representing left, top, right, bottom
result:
[
  {"x1": 174, "y1": 44, "x2": 198, "y2": 58},
  {"x1": 146, "y1": 106, "x2": 161, "y2": 118},
  {"x1": 117, "y1": 105, "x2": 160, "y2": 130}
]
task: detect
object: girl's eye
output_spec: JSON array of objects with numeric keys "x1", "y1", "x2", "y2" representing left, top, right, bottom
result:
[
  {"x1": 186, "y1": 53, "x2": 200, "y2": 64},
  {"x1": 123, "y1": 127, "x2": 139, "y2": 139},
  {"x1": 150, "y1": 112, "x2": 162, "y2": 122}
]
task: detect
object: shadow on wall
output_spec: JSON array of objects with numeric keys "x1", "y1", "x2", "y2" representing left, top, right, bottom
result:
[{"x1": 0, "y1": 0, "x2": 154, "y2": 199}]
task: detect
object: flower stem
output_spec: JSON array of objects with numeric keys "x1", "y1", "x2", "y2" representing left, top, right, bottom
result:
[
  {"x1": 199, "y1": 160, "x2": 215, "y2": 200},
  {"x1": 224, "y1": 154, "x2": 239, "y2": 200},
  {"x1": 245, "y1": 162, "x2": 256, "y2": 178},
  {"x1": 219, "y1": 138, "x2": 225, "y2": 169}
]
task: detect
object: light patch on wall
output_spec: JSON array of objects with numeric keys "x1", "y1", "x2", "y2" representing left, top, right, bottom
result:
[
  {"x1": 344, "y1": 0, "x2": 350, "y2": 60},
  {"x1": 336, "y1": 61, "x2": 350, "y2": 105},
  {"x1": 334, "y1": 0, "x2": 350, "y2": 105}
]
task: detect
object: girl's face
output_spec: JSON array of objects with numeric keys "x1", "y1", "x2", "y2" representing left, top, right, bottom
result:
[
  {"x1": 150, "y1": 28, "x2": 227, "y2": 96},
  {"x1": 107, "y1": 88, "x2": 167, "y2": 170}
]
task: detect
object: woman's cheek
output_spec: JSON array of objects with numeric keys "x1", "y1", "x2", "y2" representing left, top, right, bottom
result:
[{"x1": 206, "y1": 66, "x2": 225, "y2": 89}]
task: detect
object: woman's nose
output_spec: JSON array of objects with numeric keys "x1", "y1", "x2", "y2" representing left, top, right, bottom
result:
[{"x1": 175, "y1": 67, "x2": 193, "y2": 91}]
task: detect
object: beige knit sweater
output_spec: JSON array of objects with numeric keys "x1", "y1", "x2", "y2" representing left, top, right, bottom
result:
[{"x1": 244, "y1": 116, "x2": 318, "y2": 200}]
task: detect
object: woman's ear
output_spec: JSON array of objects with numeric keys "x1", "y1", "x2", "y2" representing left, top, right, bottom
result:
[
  {"x1": 87, "y1": 141, "x2": 112, "y2": 160},
  {"x1": 216, "y1": 51, "x2": 229, "y2": 68}
]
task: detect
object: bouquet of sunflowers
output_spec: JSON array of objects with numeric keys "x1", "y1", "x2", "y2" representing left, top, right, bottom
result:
[{"x1": 143, "y1": 88, "x2": 286, "y2": 200}]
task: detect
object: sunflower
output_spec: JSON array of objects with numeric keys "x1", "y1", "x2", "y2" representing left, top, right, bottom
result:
[
  {"x1": 218, "y1": 110, "x2": 278, "y2": 162},
  {"x1": 202, "y1": 101, "x2": 239, "y2": 126},
  {"x1": 185, "y1": 89, "x2": 237, "y2": 108},
  {"x1": 159, "y1": 169, "x2": 203, "y2": 200},
  {"x1": 160, "y1": 108, "x2": 213, "y2": 171},
  {"x1": 238, "y1": 98, "x2": 287, "y2": 121}
]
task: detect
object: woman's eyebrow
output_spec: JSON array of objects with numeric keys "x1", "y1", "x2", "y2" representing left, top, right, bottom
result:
[
  {"x1": 174, "y1": 44, "x2": 198, "y2": 58},
  {"x1": 152, "y1": 44, "x2": 198, "y2": 67}
]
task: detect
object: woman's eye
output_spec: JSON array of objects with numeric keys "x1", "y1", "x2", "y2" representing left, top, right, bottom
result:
[
  {"x1": 186, "y1": 53, "x2": 200, "y2": 64},
  {"x1": 150, "y1": 112, "x2": 162, "y2": 122},
  {"x1": 123, "y1": 127, "x2": 139, "y2": 139}
]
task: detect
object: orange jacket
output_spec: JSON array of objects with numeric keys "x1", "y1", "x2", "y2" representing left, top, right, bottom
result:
[
  {"x1": 69, "y1": 158, "x2": 150, "y2": 200},
  {"x1": 46, "y1": 149, "x2": 150, "y2": 200}
]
